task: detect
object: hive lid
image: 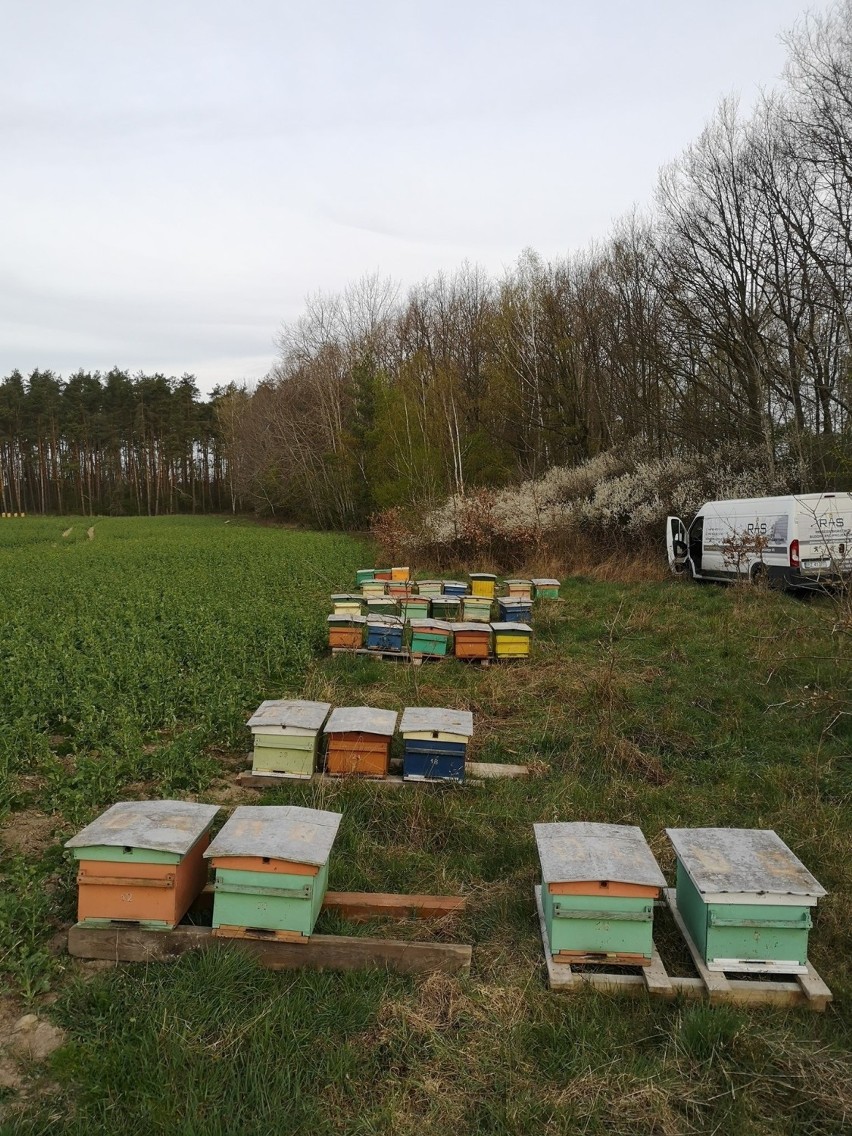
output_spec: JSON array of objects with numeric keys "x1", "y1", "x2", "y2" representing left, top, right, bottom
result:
[
  {"x1": 324, "y1": 707, "x2": 398, "y2": 735},
  {"x1": 505, "y1": 578, "x2": 533, "y2": 585},
  {"x1": 247, "y1": 700, "x2": 332, "y2": 731},
  {"x1": 432, "y1": 594, "x2": 461, "y2": 604},
  {"x1": 401, "y1": 595, "x2": 429, "y2": 604},
  {"x1": 408, "y1": 618, "x2": 453, "y2": 632},
  {"x1": 366, "y1": 614, "x2": 404, "y2": 628},
  {"x1": 534, "y1": 822, "x2": 667, "y2": 889},
  {"x1": 417, "y1": 580, "x2": 442, "y2": 586},
  {"x1": 366, "y1": 596, "x2": 396, "y2": 605},
  {"x1": 441, "y1": 581, "x2": 467, "y2": 588},
  {"x1": 532, "y1": 578, "x2": 560, "y2": 586},
  {"x1": 469, "y1": 572, "x2": 497, "y2": 580},
  {"x1": 665, "y1": 828, "x2": 826, "y2": 898},
  {"x1": 205, "y1": 805, "x2": 342, "y2": 865},
  {"x1": 399, "y1": 707, "x2": 474, "y2": 737},
  {"x1": 327, "y1": 613, "x2": 367, "y2": 625},
  {"x1": 65, "y1": 800, "x2": 220, "y2": 855},
  {"x1": 490, "y1": 622, "x2": 533, "y2": 633},
  {"x1": 450, "y1": 622, "x2": 492, "y2": 633},
  {"x1": 331, "y1": 593, "x2": 362, "y2": 602}
]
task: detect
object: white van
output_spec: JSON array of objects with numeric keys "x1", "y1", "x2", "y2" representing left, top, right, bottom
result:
[{"x1": 666, "y1": 492, "x2": 852, "y2": 589}]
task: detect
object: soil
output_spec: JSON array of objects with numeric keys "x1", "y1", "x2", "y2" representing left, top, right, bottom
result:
[
  {"x1": 0, "y1": 810, "x2": 58, "y2": 858},
  {"x1": 0, "y1": 997, "x2": 66, "y2": 1097}
]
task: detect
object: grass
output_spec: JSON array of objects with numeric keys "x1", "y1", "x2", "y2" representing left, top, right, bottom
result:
[{"x1": 0, "y1": 515, "x2": 850, "y2": 1134}]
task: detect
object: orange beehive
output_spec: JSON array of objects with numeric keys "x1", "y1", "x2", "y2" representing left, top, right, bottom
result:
[
  {"x1": 323, "y1": 707, "x2": 398, "y2": 778},
  {"x1": 65, "y1": 801, "x2": 220, "y2": 930},
  {"x1": 451, "y1": 622, "x2": 492, "y2": 659},
  {"x1": 327, "y1": 613, "x2": 366, "y2": 649},
  {"x1": 390, "y1": 566, "x2": 411, "y2": 581}
]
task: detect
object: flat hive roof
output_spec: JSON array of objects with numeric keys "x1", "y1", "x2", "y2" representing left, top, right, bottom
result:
[
  {"x1": 535, "y1": 822, "x2": 667, "y2": 889},
  {"x1": 205, "y1": 805, "x2": 342, "y2": 866},
  {"x1": 399, "y1": 707, "x2": 474, "y2": 737},
  {"x1": 66, "y1": 800, "x2": 220, "y2": 855},
  {"x1": 324, "y1": 707, "x2": 398, "y2": 736},
  {"x1": 666, "y1": 828, "x2": 826, "y2": 897},
  {"x1": 247, "y1": 700, "x2": 332, "y2": 731}
]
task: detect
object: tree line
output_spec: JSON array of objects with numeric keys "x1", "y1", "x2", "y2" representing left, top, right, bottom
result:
[
  {"x1": 0, "y1": 369, "x2": 237, "y2": 515},
  {"x1": 227, "y1": 2, "x2": 852, "y2": 528}
]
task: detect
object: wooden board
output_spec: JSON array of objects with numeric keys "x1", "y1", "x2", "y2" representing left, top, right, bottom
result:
[
  {"x1": 67, "y1": 923, "x2": 472, "y2": 976},
  {"x1": 237, "y1": 761, "x2": 528, "y2": 790},
  {"x1": 663, "y1": 887, "x2": 732, "y2": 1001},
  {"x1": 323, "y1": 892, "x2": 465, "y2": 922},
  {"x1": 331, "y1": 647, "x2": 411, "y2": 662},
  {"x1": 536, "y1": 887, "x2": 831, "y2": 1009}
]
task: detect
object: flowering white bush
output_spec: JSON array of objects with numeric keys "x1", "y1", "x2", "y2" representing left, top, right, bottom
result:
[{"x1": 413, "y1": 443, "x2": 799, "y2": 553}]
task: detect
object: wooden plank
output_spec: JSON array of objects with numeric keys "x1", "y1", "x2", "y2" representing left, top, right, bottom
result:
[
  {"x1": 323, "y1": 892, "x2": 465, "y2": 922},
  {"x1": 642, "y1": 945, "x2": 675, "y2": 998},
  {"x1": 237, "y1": 771, "x2": 483, "y2": 790},
  {"x1": 664, "y1": 887, "x2": 731, "y2": 1001},
  {"x1": 214, "y1": 925, "x2": 308, "y2": 944},
  {"x1": 554, "y1": 950, "x2": 652, "y2": 967},
  {"x1": 796, "y1": 962, "x2": 833, "y2": 1010},
  {"x1": 466, "y1": 761, "x2": 529, "y2": 779},
  {"x1": 67, "y1": 923, "x2": 472, "y2": 976}
]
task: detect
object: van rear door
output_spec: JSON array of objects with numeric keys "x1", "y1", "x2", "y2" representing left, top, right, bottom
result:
[
  {"x1": 666, "y1": 517, "x2": 688, "y2": 573},
  {"x1": 796, "y1": 494, "x2": 852, "y2": 574}
]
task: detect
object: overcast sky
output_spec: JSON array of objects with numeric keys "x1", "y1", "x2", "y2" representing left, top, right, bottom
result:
[{"x1": 0, "y1": 0, "x2": 833, "y2": 394}]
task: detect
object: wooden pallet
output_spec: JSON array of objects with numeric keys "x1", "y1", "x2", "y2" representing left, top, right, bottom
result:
[
  {"x1": 236, "y1": 760, "x2": 529, "y2": 791},
  {"x1": 331, "y1": 647, "x2": 411, "y2": 662},
  {"x1": 536, "y1": 887, "x2": 832, "y2": 1010},
  {"x1": 67, "y1": 890, "x2": 471, "y2": 976}
]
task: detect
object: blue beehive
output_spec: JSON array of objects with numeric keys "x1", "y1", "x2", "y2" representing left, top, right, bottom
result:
[
  {"x1": 399, "y1": 707, "x2": 474, "y2": 782},
  {"x1": 497, "y1": 597, "x2": 533, "y2": 622},
  {"x1": 442, "y1": 580, "x2": 469, "y2": 597},
  {"x1": 365, "y1": 614, "x2": 405, "y2": 652}
]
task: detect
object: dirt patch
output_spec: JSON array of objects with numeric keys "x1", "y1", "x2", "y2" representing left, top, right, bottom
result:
[
  {"x1": 0, "y1": 998, "x2": 66, "y2": 1096},
  {"x1": 200, "y1": 779, "x2": 257, "y2": 807},
  {"x1": 0, "y1": 810, "x2": 58, "y2": 857}
]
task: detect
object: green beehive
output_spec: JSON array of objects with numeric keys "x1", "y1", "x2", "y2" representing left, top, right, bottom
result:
[
  {"x1": 461, "y1": 595, "x2": 492, "y2": 622},
  {"x1": 206, "y1": 806, "x2": 342, "y2": 939},
  {"x1": 416, "y1": 580, "x2": 443, "y2": 597},
  {"x1": 666, "y1": 828, "x2": 826, "y2": 974},
  {"x1": 535, "y1": 822, "x2": 666, "y2": 965},
  {"x1": 431, "y1": 594, "x2": 461, "y2": 621},
  {"x1": 356, "y1": 569, "x2": 376, "y2": 586},
  {"x1": 366, "y1": 595, "x2": 398, "y2": 617},
  {"x1": 409, "y1": 618, "x2": 453, "y2": 657},
  {"x1": 400, "y1": 595, "x2": 430, "y2": 621},
  {"x1": 247, "y1": 699, "x2": 332, "y2": 779},
  {"x1": 532, "y1": 578, "x2": 560, "y2": 599}
]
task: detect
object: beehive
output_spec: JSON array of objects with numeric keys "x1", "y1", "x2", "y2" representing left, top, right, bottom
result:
[
  {"x1": 387, "y1": 581, "x2": 414, "y2": 599},
  {"x1": 505, "y1": 578, "x2": 533, "y2": 598},
  {"x1": 400, "y1": 595, "x2": 430, "y2": 621},
  {"x1": 324, "y1": 707, "x2": 398, "y2": 778},
  {"x1": 327, "y1": 613, "x2": 366, "y2": 649},
  {"x1": 442, "y1": 580, "x2": 469, "y2": 597},
  {"x1": 469, "y1": 572, "x2": 497, "y2": 598},
  {"x1": 331, "y1": 593, "x2": 364, "y2": 616},
  {"x1": 666, "y1": 828, "x2": 826, "y2": 973},
  {"x1": 391, "y1": 566, "x2": 411, "y2": 581},
  {"x1": 356, "y1": 569, "x2": 376, "y2": 586},
  {"x1": 451, "y1": 621, "x2": 492, "y2": 659},
  {"x1": 491, "y1": 621, "x2": 532, "y2": 659},
  {"x1": 365, "y1": 614, "x2": 405, "y2": 652},
  {"x1": 409, "y1": 618, "x2": 453, "y2": 658},
  {"x1": 400, "y1": 707, "x2": 474, "y2": 782},
  {"x1": 431, "y1": 594, "x2": 461, "y2": 621},
  {"x1": 361, "y1": 580, "x2": 387, "y2": 598},
  {"x1": 416, "y1": 580, "x2": 443, "y2": 597},
  {"x1": 461, "y1": 595, "x2": 493, "y2": 622},
  {"x1": 247, "y1": 699, "x2": 331, "y2": 779},
  {"x1": 535, "y1": 822, "x2": 666, "y2": 965},
  {"x1": 66, "y1": 800, "x2": 220, "y2": 930},
  {"x1": 532, "y1": 578, "x2": 560, "y2": 599},
  {"x1": 497, "y1": 597, "x2": 533, "y2": 623},
  {"x1": 206, "y1": 805, "x2": 342, "y2": 940},
  {"x1": 365, "y1": 595, "x2": 399, "y2": 617},
  {"x1": 374, "y1": 568, "x2": 393, "y2": 582}
]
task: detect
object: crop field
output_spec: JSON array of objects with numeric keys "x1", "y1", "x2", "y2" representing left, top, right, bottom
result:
[{"x1": 0, "y1": 516, "x2": 850, "y2": 1135}]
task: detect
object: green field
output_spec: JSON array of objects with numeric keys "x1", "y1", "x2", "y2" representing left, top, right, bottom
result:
[{"x1": 1, "y1": 516, "x2": 850, "y2": 1135}]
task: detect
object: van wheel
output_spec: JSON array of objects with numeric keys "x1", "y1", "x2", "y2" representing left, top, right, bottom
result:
[{"x1": 750, "y1": 564, "x2": 767, "y2": 586}]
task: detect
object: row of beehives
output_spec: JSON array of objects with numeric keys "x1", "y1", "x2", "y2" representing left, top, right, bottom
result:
[
  {"x1": 328, "y1": 615, "x2": 532, "y2": 659},
  {"x1": 332, "y1": 592, "x2": 534, "y2": 624},
  {"x1": 248, "y1": 700, "x2": 474, "y2": 781},
  {"x1": 65, "y1": 803, "x2": 827, "y2": 973},
  {"x1": 539, "y1": 822, "x2": 826, "y2": 973},
  {"x1": 354, "y1": 569, "x2": 561, "y2": 601}
]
